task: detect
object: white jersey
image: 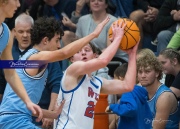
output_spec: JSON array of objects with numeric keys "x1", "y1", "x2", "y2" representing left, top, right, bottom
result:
[{"x1": 55, "y1": 73, "x2": 102, "y2": 129}]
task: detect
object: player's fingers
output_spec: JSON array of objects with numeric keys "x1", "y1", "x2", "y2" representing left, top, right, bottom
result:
[
  {"x1": 121, "y1": 23, "x2": 126, "y2": 29},
  {"x1": 102, "y1": 16, "x2": 110, "y2": 26},
  {"x1": 118, "y1": 20, "x2": 123, "y2": 28},
  {"x1": 35, "y1": 106, "x2": 43, "y2": 122}
]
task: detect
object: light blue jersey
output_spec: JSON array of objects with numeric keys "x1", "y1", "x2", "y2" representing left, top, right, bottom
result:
[
  {"x1": 148, "y1": 84, "x2": 179, "y2": 129},
  {"x1": 0, "y1": 48, "x2": 48, "y2": 129},
  {"x1": 0, "y1": 23, "x2": 10, "y2": 56}
]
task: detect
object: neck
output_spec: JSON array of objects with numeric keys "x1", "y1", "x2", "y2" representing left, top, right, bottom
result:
[
  {"x1": 0, "y1": 10, "x2": 5, "y2": 25},
  {"x1": 92, "y1": 11, "x2": 108, "y2": 24},
  {"x1": 145, "y1": 80, "x2": 161, "y2": 99},
  {"x1": 33, "y1": 45, "x2": 43, "y2": 51}
]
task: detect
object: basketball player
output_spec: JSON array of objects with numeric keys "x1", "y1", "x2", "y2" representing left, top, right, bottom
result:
[
  {"x1": 0, "y1": 0, "x2": 43, "y2": 120},
  {"x1": 54, "y1": 21, "x2": 139, "y2": 129},
  {"x1": 0, "y1": 16, "x2": 110, "y2": 128}
]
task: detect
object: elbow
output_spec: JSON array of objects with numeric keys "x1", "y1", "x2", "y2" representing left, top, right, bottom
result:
[
  {"x1": 124, "y1": 84, "x2": 134, "y2": 92},
  {"x1": 4, "y1": 70, "x2": 12, "y2": 82},
  {"x1": 100, "y1": 58, "x2": 109, "y2": 67}
]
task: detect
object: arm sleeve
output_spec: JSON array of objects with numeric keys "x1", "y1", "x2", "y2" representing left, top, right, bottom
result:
[
  {"x1": 46, "y1": 62, "x2": 63, "y2": 94},
  {"x1": 71, "y1": 11, "x2": 81, "y2": 24},
  {"x1": 109, "y1": 92, "x2": 138, "y2": 117},
  {"x1": 171, "y1": 72, "x2": 180, "y2": 90},
  {"x1": 136, "y1": 0, "x2": 149, "y2": 12}
]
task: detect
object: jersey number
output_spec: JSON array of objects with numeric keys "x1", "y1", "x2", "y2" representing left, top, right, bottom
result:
[{"x1": 84, "y1": 101, "x2": 95, "y2": 118}]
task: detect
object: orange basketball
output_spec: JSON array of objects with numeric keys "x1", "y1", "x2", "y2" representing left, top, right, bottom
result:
[{"x1": 108, "y1": 18, "x2": 140, "y2": 50}]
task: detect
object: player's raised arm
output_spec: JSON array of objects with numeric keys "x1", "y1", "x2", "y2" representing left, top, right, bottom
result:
[
  {"x1": 68, "y1": 21, "x2": 126, "y2": 76},
  {"x1": 101, "y1": 40, "x2": 139, "y2": 94},
  {"x1": 29, "y1": 16, "x2": 110, "y2": 63}
]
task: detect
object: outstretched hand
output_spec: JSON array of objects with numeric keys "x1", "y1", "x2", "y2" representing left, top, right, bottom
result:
[
  {"x1": 26, "y1": 101, "x2": 43, "y2": 122},
  {"x1": 93, "y1": 16, "x2": 110, "y2": 38}
]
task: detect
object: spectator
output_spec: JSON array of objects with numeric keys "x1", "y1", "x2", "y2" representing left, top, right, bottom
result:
[
  {"x1": 106, "y1": 63, "x2": 152, "y2": 129},
  {"x1": 129, "y1": 0, "x2": 165, "y2": 49},
  {"x1": 137, "y1": 54, "x2": 179, "y2": 129},
  {"x1": 158, "y1": 48, "x2": 180, "y2": 98},
  {"x1": 28, "y1": 0, "x2": 76, "y2": 30},
  {"x1": 153, "y1": 0, "x2": 180, "y2": 55},
  {"x1": 167, "y1": 29, "x2": 180, "y2": 50}
]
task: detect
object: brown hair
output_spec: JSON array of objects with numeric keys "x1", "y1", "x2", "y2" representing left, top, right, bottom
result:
[
  {"x1": 159, "y1": 48, "x2": 180, "y2": 64},
  {"x1": 137, "y1": 54, "x2": 163, "y2": 80},
  {"x1": 114, "y1": 63, "x2": 128, "y2": 78}
]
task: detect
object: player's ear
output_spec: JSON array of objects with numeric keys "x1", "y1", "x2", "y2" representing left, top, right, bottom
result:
[
  {"x1": 69, "y1": 56, "x2": 74, "y2": 63},
  {"x1": 42, "y1": 37, "x2": 49, "y2": 45},
  {"x1": 119, "y1": 76, "x2": 124, "y2": 81},
  {"x1": 94, "y1": 53, "x2": 98, "y2": 58},
  {"x1": 13, "y1": 28, "x2": 17, "y2": 38}
]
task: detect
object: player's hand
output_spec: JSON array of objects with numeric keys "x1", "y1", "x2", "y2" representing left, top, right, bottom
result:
[
  {"x1": 42, "y1": 118, "x2": 53, "y2": 129},
  {"x1": 92, "y1": 16, "x2": 110, "y2": 38},
  {"x1": 53, "y1": 100, "x2": 65, "y2": 119},
  {"x1": 123, "y1": 37, "x2": 140, "y2": 55},
  {"x1": 26, "y1": 101, "x2": 43, "y2": 122},
  {"x1": 110, "y1": 20, "x2": 126, "y2": 42}
]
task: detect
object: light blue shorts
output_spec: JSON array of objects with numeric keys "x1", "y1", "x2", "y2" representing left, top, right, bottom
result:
[{"x1": 0, "y1": 113, "x2": 41, "y2": 129}]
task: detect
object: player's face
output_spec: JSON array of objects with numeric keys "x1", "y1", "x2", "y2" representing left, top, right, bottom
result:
[
  {"x1": 90, "y1": 0, "x2": 108, "y2": 13},
  {"x1": 47, "y1": 33, "x2": 61, "y2": 51},
  {"x1": 71, "y1": 44, "x2": 96, "y2": 62},
  {"x1": 158, "y1": 55, "x2": 174, "y2": 75},
  {"x1": 14, "y1": 22, "x2": 31, "y2": 50},
  {"x1": 137, "y1": 66, "x2": 159, "y2": 87},
  {"x1": 1, "y1": 0, "x2": 20, "y2": 18}
]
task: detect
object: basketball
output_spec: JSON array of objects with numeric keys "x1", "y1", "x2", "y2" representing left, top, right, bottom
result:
[{"x1": 108, "y1": 18, "x2": 140, "y2": 50}]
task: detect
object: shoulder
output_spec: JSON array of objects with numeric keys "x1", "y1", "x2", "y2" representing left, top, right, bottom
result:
[
  {"x1": 157, "y1": 91, "x2": 177, "y2": 104},
  {"x1": 0, "y1": 23, "x2": 10, "y2": 37}
]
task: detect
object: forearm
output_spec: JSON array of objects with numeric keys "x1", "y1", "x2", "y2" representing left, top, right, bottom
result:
[
  {"x1": 48, "y1": 93, "x2": 58, "y2": 111},
  {"x1": 99, "y1": 38, "x2": 123, "y2": 64},
  {"x1": 124, "y1": 53, "x2": 136, "y2": 90},
  {"x1": 42, "y1": 109, "x2": 57, "y2": 119},
  {"x1": 54, "y1": 33, "x2": 96, "y2": 61}
]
